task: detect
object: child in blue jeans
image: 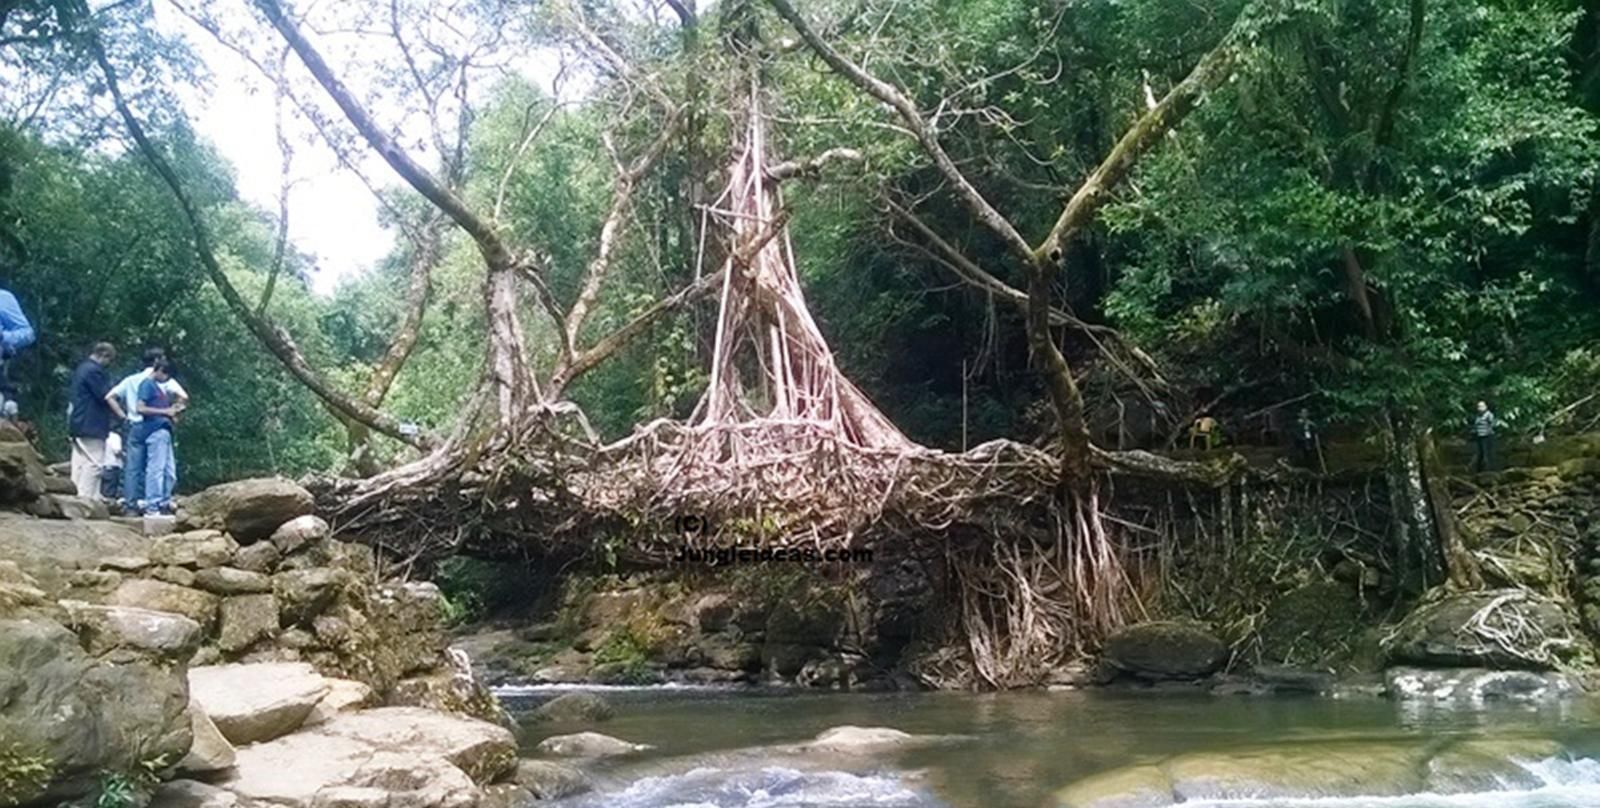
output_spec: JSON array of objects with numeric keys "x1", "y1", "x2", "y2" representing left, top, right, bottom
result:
[{"x1": 134, "y1": 359, "x2": 185, "y2": 515}]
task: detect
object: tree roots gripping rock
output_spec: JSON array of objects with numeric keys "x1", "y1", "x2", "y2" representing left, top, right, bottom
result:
[{"x1": 314, "y1": 79, "x2": 1250, "y2": 689}]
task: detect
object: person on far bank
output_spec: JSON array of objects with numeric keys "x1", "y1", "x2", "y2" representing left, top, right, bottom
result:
[
  {"x1": 67, "y1": 342, "x2": 117, "y2": 500},
  {"x1": 1472, "y1": 400, "x2": 1497, "y2": 473},
  {"x1": 0, "y1": 283, "x2": 36, "y2": 419},
  {"x1": 134, "y1": 359, "x2": 183, "y2": 516},
  {"x1": 106, "y1": 348, "x2": 189, "y2": 515}
]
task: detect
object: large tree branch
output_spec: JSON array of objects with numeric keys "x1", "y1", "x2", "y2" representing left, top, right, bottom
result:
[
  {"x1": 766, "y1": 0, "x2": 1035, "y2": 266},
  {"x1": 885, "y1": 198, "x2": 1167, "y2": 391},
  {"x1": 562, "y1": 107, "x2": 684, "y2": 354},
  {"x1": 1034, "y1": 20, "x2": 1249, "y2": 262},
  {"x1": 563, "y1": 0, "x2": 676, "y2": 112},
  {"x1": 550, "y1": 268, "x2": 724, "y2": 394},
  {"x1": 765, "y1": 147, "x2": 863, "y2": 182},
  {"x1": 550, "y1": 208, "x2": 791, "y2": 395},
  {"x1": 86, "y1": 29, "x2": 435, "y2": 450},
  {"x1": 252, "y1": 0, "x2": 519, "y2": 274}
]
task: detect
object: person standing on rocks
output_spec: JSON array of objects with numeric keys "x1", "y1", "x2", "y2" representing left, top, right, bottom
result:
[
  {"x1": 134, "y1": 358, "x2": 184, "y2": 516},
  {"x1": 1471, "y1": 400, "x2": 1497, "y2": 473},
  {"x1": 0, "y1": 283, "x2": 35, "y2": 419},
  {"x1": 66, "y1": 341, "x2": 116, "y2": 500},
  {"x1": 106, "y1": 347, "x2": 189, "y2": 515}
]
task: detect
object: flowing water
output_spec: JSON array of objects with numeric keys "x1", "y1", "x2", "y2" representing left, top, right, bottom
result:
[{"x1": 502, "y1": 686, "x2": 1600, "y2": 808}]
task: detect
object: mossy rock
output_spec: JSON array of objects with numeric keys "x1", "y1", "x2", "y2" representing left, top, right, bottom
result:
[{"x1": 1256, "y1": 582, "x2": 1368, "y2": 670}]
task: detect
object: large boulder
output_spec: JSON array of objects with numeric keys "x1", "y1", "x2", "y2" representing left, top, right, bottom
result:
[
  {"x1": 107, "y1": 579, "x2": 221, "y2": 632},
  {"x1": 386, "y1": 649, "x2": 506, "y2": 726},
  {"x1": 274, "y1": 568, "x2": 355, "y2": 625},
  {"x1": 0, "y1": 561, "x2": 60, "y2": 621},
  {"x1": 179, "y1": 709, "x2": 238, "y2": 774},
  {"x1": 151, "y1": 779, "x2": 251, "y2": 808},
  {"x1": 529, "y1": 692, "x2": 614, "y2": 723},
  {"x1": 270, "y1": 515, "x2": 330, "y2": 556},
  {"x1": 510, "y1": 760, "x2": 592, "y2": 800},
  {"x1": 534, "y1": 731, "x2": 651, "y2": 759},
  {"x1": 303, "y1": 678, "x2": 375, "y2": 726},
  {"x1": 217, "y1": 594, "x2": 281, "y2": 653},
  {"x1": 150, "y1": 530, "x2": 241, "y2": 570},
  {"x1": 188, "y1": 662, "x2": 332, "y2": 745},
  {"x1": 1385, "y1": 666, "x2": 1583, "y2": 703},
  {"x1": 1386, "y1": 589, "x2": 1579, "y2": 670},
  {"x1": 0, "y1": 618, "x2": 192, "y2": 803},
  {"x1": 1103, "y1": 621, "x2": 1228, "y2": 680},
  {"x1": 214, "y1": 707, "x2": 516, "y2": 806},
  {"x1": 0, "y1": 512, "x2": 145, "y2": 594},
  {"x1": 194, "y1": 567, "x2": 273, "y2": 596},
  {"x1": 180, "y1": 478, "x2": 315, "y2": 543},
  {"x1": 61, "y1": 601, "x2": 202, "y2": 663},
  {"x1": 0, "y1": 441, "x2": 47, "y2": 505}
]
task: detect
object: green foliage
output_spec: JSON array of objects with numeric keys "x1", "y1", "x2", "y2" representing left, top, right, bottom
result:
[
  {"x1": 0, "y1": 740, "x2": 54, "y2": 806},
  {"x1": 4, "y1": 0, "x2": 1599, "y2": 495},
  {"x1": 434, "y1": 557, "x2": 533, "y2": 624},
  {"x1": 93, "y1": 754, "x2": 165, "y2": 808}
]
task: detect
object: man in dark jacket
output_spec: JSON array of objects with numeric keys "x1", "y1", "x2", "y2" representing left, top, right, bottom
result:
[
  {"x1": 67, "y1": 342, "x2": 116, "y2": 499},
  {"x1": 1472, "y1": 400, "x2": 1497, "y2": 473}
]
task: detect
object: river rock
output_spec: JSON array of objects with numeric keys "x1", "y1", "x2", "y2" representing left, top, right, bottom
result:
[
  {"x1": 188, "y1": 661, "x2": 332, "y2": 745},
  {"x1": 304, "y1": 678, "x2": 375, "y2": 726},
  {"x1": 0, "y1": 561, "x2": 55, "y2": 620},
  {"x1": 1163, "y1": 742, "x2": 1425, "y2": 800},
  {"x1": 151, "y1": 779, "x2": 249, "y2": 808},
  {"x1": 0, "y1": 617, "x2": 192, "y2": 803},
  {"x1": 181, "y1": 477, "x2": 315, "y2": 543},
  {"x1": 271, "y1": 514, "x2": 330, "y2": 555},
  {"x1": 218, "y1": 594, "x2": 281, "y2": 653},
  {"x1": 1053, "y1": 764, "x2": 1175, "y2": 808},
  {"x1": 107, "y1": 578, "x2": 221, "y2": 631},
  {"x1": 215, "y1": 706, "x2": 516, "y2": 805},
  {"x1": 299, "y1": 755, "x2": 479, "y2": 808},
  {"x1": 234, "y1": 541, "x2": 281, "y2": 574},
  {"x1": 388, "y1": 664, "x2": 506, "y2": 726},
  {"x1": 151, "y1": 565, "x2": 198, "y2": 587},
  {"x1": 802, "y1": 726, "x2": 917, "y2": 754},
  {"x1": 1424, "y1": 737, "x2": 1563, "y2": 793},
  {"x1": 275, "y1": 568, "x2": 354, "y2": 625},
  {"x1": 1387, "y1": 589, "x2": 1578, "y2": 670},
  {"x1": 1385, "y1": 666, "x2": 1584, "y2": 703},
  {"x1": 151, "y1": 530, "x2": 241, "y2": 569},
  {"x1": 0, "y1": 440, "x2": 47, "y2": 505},
  {"x1": 62, "y1": 601, "x2": 202, "y2": 662},
  {"x1": 36, "y1": 493, "x2": 109, "y2": 520},
  {"x1": 1103, "y1": 621, "x2": 1228, "y2": 680},
  {"x1": 179, "y1": 708, "x2": 239, "y2": 774},
  {"x1": 0, "y1": 512, "x2": 145, "y2": 593},
  {"x1": 529, "y1": 692, "x2": 614, "y2": 723},
  {"x1": 195, "y1": 567, "x2": 274, "y2": 595},
  {"x1": 534, "y1": 731, "x2": 652, "y2": 758},
  {"x1": 511, "y1": 760, "x2": 592, "y2": 800}
]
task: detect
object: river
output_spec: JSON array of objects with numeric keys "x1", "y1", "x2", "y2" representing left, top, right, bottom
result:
[{"x1": 501, "y1": 686, "x2": 1600, "y2": 808}]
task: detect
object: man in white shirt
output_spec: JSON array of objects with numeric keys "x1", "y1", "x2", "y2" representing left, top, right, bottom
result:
[{"x1": 106, "y1": 348, "x2": 189, "y2": 516}]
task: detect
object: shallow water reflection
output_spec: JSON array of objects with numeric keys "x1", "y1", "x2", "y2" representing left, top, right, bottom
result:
[{"x1": 502, "y1": 687, "x2": 1600, "y2": 808}]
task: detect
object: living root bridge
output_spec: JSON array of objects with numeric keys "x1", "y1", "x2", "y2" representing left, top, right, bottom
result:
[{"x1": 320, "y1": 414, "x2": 1067, "y2": 566}]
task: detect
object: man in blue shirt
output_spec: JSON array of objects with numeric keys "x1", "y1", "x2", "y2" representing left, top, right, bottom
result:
[
  {"x1": 0, "y1": 285, "x2": 35, "y2": 418},
  {"x1": 106, "y1": 347, "x2": 189, "y2": 515},
  {"x1": 67, "y1": 342, "x2": 117, "y2": 499},
  {"x1": 134, "y1": 359, "x2": 184, "y2": 516}
]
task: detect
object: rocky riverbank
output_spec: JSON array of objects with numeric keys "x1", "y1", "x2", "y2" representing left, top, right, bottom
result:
[
  {"x1": 0, "y1": 426, "x2": 541, "y2": 806},
  {"x1": 447, "y1": 450, "x2": 1600, "y2": 700}
]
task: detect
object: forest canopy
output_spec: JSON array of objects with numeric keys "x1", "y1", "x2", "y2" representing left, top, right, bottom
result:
[{"x1": 1, "y1": 0, "x2": 1598, "y2": 491}]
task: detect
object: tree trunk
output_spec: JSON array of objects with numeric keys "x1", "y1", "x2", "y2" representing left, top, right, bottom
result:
[
  {"x1": 1421, "y1": 428, "x2": 1483, "y2": 590},
  {"x1": 1381, "y1": 407, "x2": 1445, "y2": 594}
]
